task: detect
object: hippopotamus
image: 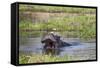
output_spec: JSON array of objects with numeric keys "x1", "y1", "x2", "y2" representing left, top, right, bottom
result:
[{"x1": 41, "y1": 33, "x2": 71, "y2": 55}]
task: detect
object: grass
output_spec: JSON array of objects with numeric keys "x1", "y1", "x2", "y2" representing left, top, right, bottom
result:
[
  {"x1": 19, "y1": 15, "x2": 96, "y2": 40},
  {"x1": 19, "y1": 54, "x2": 69, "y2": 64},
  {"x1": 19, "y1": 4, "x2": 96, "y2": 41},
  {"x1": 19, "y1": 5, "x2": 96, "y2": 64},
  {"x1": 19, "y1": 4, "x2": 96, "y2": 13}
]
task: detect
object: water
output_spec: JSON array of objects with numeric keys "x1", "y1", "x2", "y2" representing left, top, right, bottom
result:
[{"x1": 19, "y1": 37, "x2": 96, "y2": 60}]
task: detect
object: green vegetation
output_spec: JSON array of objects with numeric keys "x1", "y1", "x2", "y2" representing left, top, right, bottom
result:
[
  {"x1": 19, "y1": 5, "x2": 96, "y2": 64},
  {"x1": 19, "y1": 54, "x2": 30, "y2": 64},
  {"x1": 19, "y1": 4, "x2": 96, "y2": 13},
  {"x1": 19, "y1": 54, "x2": 69, "y2": 64},
  {"x1": 19, "y1": 5, "x2": 96, "y2": 40},
  {"x1": 19, "y1": 14, "x2": 96, "y2": 40}
]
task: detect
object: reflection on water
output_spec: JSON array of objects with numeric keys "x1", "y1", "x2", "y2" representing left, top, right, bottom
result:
[{"x1": 19, "y1": 37, "x2": 96, "y2": 60}]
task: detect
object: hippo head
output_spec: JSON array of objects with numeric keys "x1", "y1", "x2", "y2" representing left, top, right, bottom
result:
[
  {"x1": 41, "y1": 33, "x2": 56, "y2": 48},
  {"x1": 41, "y1": 33, "x2": 62, "y2": 55}
]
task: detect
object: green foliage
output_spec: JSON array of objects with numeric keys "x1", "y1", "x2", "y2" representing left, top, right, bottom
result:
[
  {"x1": 19, "y1": 4, "x2": 96, "y2": 41},
  {"x1": 19, "y1": 5, "x2": 96, "y2": 64},
  {"x1": 19, "y1": 15, "x2": 96, "y2": 40},
  {"x1": 19, "y1": 4, "x2": 96, "y2": 14},
  {"x1": 19, "y1": 55, "x2": 30, "y2": 64},
  {"x1": 19, "y1": 54, "x2": 69, "y2": 64}
]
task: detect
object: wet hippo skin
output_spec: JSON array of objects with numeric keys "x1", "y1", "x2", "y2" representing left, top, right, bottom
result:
[{"x1": 41, "y1": 33, "x2": 71, "y2": 55}]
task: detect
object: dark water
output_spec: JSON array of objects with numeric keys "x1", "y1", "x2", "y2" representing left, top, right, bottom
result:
[{"x1": 19, "y1": 38, "x2": 96, "y2": 60}]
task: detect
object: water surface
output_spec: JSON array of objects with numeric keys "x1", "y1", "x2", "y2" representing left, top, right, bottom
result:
[{"x1": 19, "y1": 37, "x2": 96, "y2": 61}]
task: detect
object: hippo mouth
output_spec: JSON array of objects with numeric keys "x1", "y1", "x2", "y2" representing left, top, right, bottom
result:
[
  {"x1": 43, "y1": 39, "x2": 54, "y2": 45},
  {"x1": 41, "y1": 38, "x2": 55, "y2": 43},
  {"x1": 41, "y1": 39, "x2": 56, "y2": 50},
  {"x1": 41, "y1": 34, "x2": 57, "y2": 48}
]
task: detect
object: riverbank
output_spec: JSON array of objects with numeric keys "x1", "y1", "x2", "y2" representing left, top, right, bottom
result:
[{"x1": 19, "y1": 54, "x2": 69, "y2": 64}]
